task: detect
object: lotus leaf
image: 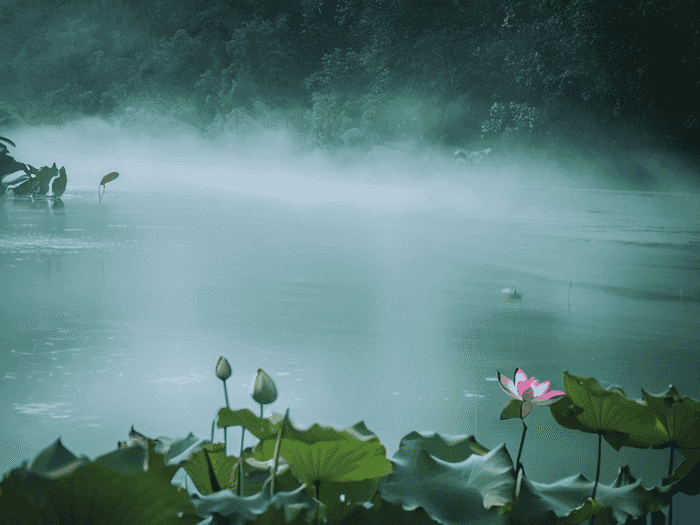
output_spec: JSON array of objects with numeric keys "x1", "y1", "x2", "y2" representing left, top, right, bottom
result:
[
  {"x1": 189, "y1": 477, "x2": 316, "y2": 525},
  {"x1": 510, "y1": 464, "x2": 670, "y2": 525},
  {"x1": 0, "y1": 436, "x2": 200, "y2": 525},
  {"x1": 378, "y1": 431, "x2": 516, "y2": 525},
  {"x1": 550, "y1": 372, "x2": 667, "y2": 451},
  {"x1": 641, "y1": 385, "x2": 700, "y2": 459}
]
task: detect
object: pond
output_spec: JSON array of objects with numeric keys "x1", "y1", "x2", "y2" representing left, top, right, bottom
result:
[{"x1": 0, "y1": 180, "x2": 698, "y2": 511}]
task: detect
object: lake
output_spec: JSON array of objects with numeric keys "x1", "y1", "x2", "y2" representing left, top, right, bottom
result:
[{"x1": 1, "y1": 177, "x2": 698, "y2": 517}]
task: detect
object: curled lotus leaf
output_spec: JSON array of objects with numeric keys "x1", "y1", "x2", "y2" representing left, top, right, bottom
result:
[
  {"x1": 189, "y1": 477, "x2": 316, "y2": 524},
  {"x1": 378, "y1": 431, "x2": 516, "y2": 525},
  {"x1": 0, "y1": 437, "x2": 200, "y2": 525},
  {"x1": 510, "y1": 465, "x2": 668, "y2": 525},
  {"x1": 659, "y1": 457, "x2": 700, "y2": 497},
  {"x1": 640, "y1": 385, "x2": 700, "y2": 459},
  {"x1": 550, "y1": 372, "x2": 667, "y2": 451}
]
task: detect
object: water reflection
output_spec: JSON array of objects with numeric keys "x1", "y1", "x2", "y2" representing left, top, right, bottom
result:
[{"x1": 7, "y1": 196, "x2": 66, "y2": 233}]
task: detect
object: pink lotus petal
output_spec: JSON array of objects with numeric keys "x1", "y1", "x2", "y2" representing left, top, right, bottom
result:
[
  {"x1": 498, "y1": 371, "x2": 520, "y2": 398},
  {"x1": 514, "y1": 368, "x2": 528, "y2": 385},
  {"x1": 531, "y1": 381, "x2": 551, "y2": 398},
  {"x1": 531, "y1": 390, "x2": 566, "y2": 405},
  {"x1": 517, "y1": 377, "x2": 535, "y2": 398}
]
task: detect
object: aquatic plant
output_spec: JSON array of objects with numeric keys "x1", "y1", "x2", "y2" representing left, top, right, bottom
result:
[
  {"x1": 2, "y1": 367, "x2": 699, "y2": 525},
  {"x1": 498, "y1": 367, "x2": 565, "y2": 494},
  {"x1": 214, "y1": 356, "x2": 232, "y2": 455},
  {"x1": 98, "y1": 171, "x2": 119, "y2": 202}
]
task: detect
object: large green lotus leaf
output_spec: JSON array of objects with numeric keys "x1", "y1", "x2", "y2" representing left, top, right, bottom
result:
[
  {"x1": 342, "y1": 491, "x2": 442, "y2": 524},
  {"x1": 550, "y1": 372, "x2": 667, "y2": 451},
  {"x1": 0, "y1": 438, "x2": 90, "y2": 508},
  {"x1": 120, "y1": 427, "x2": 210, "y2": 487},
  {"x1": 180, "y1": 442, "x2": 238, "y2": 496},
  {"x1": 218, "y1": 407, "x2": 381, "y2": 446},
  {"x1": 218, "y1": 408, "x2": 286, "y2": 440},
  {"x1": 389, "y1": 431, "x2": 491, "y2": 461},
  {"x1": 154, "y1": 431, "x2": 212, "y2": 466},
  {"x1": 189, "y1": 477, "x2": 317, "y2": 524},
  {"x1": 659, "y1": 457, "x2": 700, "y2": 497},
  {"x1": 247, "y1": 416, "x2": 392, "y2": 523},
  {"x1": 378, "y1": 431, "x2": 516, "y2": 525},
  {"x1": 641, "y1": 386, "x2": 700, "y2": 459},
  {"x1": 254, "y1": 435, "x2": 392, "y2": 484},
  {"x1": 182, "y1": 442, "x2": 300, "y2": 497},
  {"x1": 510, "y1": 464, "x2": 668, "y2": 525},
  {"x1": 0, "y1": 444, "x2": 200, "y2": 524}
]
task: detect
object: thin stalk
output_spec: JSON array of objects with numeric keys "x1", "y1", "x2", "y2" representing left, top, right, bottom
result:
[
  {"x1": 315, "y1": 480, "x2": 322, "y2": 525},
  {"x1": 222, "y1": 380, "x2": 230, "y2": 456},
  {"x1": 668, "y1": 444, "x2": 675, "y2": 525},
  {"x1": 270, "y1": 408, "x2": 290, "y2": 496},
  {"x1": 210, "y1": 419, "x2": 215, "y2": 443},
  {"x1": 520, "y1": 296, "x2": 524, "y2": 348},
  {"x1": 590, "y1": 432, "x2": 602, "y2": 525},
  {"x1": 514, "y1": 419, "x2": 528, "y2": 482}
]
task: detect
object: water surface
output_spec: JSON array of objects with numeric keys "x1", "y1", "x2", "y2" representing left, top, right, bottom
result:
[{"x1": 1, "y1": 184, "x2": 698, "y2": 510}]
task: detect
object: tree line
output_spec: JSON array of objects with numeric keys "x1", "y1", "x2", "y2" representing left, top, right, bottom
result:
[{"x1": 0, "y1": 0, "x2": 697, "y2": 157}]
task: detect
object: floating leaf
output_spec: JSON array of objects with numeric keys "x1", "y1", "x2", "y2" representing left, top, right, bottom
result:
[{"x1": 550, "y1": 371, "x2": 667, "y2": 451}]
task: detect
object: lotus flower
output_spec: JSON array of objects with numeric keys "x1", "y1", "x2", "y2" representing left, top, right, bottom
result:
[
  {"x1": 215, "y1": 356, "x2": 232, "y2": 382},
  {"x1": 497, "y1": 368, "x2": 565, "y2": 497},
  {"x1": 498, "y1": 368, "x2": 565, "y2": 419},
  {"x1": 215, "y1": 356, "x2": 232, "y2": 456},
  {"x1": 250, "y1": 368, "x2": 278, "y2": 406}
]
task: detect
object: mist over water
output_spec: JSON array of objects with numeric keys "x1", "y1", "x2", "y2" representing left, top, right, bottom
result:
[{"x1": 1, "y1": 115, "x2": 699, "y2": 519}]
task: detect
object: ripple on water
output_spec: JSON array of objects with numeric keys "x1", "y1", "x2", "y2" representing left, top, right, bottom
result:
[{"x1": 0, "y1": 233, "x2": 140, "y2": 254}]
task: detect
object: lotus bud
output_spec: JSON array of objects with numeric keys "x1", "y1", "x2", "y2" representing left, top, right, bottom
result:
[
  {"x1": 216, "y1": 356, "x2": 232, "y2": 381},
  {"x1": 250, "y1": 368, "x2": 278, "y2": 405}
]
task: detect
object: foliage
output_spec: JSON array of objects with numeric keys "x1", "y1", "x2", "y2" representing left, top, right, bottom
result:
[{"x1": 0, "y1": 0, "x2": 696, "y2": 153}]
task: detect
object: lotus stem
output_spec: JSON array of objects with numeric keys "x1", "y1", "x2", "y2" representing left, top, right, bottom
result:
[
  {"x1": 514, "y1": 419, "x2": 528, "y2": 484},
  {"x1": 237, "y1": 429, "x2": 245, "y2": 496},
  {"x1": 210, "y1": 419, "x2": 215, "y2": 443},
  {"x1": 668, "y1": 444, "x2": 675, "y2": 525},
  {"x1": 270, "y1": 408, "x2": 290, "y2": 496},
  {"x1": 223, "y1": 380, "x2": 230, "y2": 455},
  {"x1": 590, "y1": 432, "x2": 603, "y2": 525}
]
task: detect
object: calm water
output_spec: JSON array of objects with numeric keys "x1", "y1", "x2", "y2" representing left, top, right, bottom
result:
[{"x1": 1, "y1": 184, "x2": 698, "y2": 515}]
